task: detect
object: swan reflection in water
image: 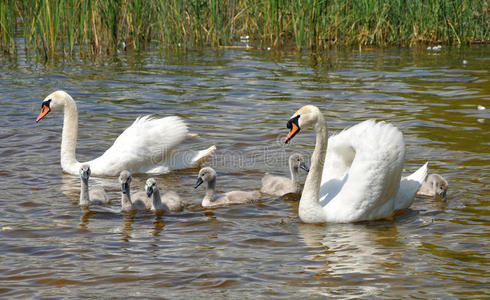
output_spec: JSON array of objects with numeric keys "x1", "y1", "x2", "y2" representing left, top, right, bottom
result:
[
  {"x1": 297, "y1": 222, "x2": 415, "y2": 298},
  {"x1": 120, "y1": 212, "x2": 135, "y2": 242}
]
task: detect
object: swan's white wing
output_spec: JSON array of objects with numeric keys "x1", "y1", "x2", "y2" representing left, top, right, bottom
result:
[
  {"x1": 88, "y1": 116, "x2": 188, "y2": 176},
  {"x1": 319, "y1": 120, "x2": 406, "y2": 222}
]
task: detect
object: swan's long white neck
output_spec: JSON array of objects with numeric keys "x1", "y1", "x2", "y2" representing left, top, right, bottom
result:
[
  {"x1": 60, "y1": 95, "x2": 80, "y2": 172},
  {"x1": 79, "y1": 178, "x2": 90, "y2": 205},
  {"x1": 298, "y1": 114, "x2": 328, "y2": 223},
  {"x1": 202, "y1": 177, "x2": 216, "y2": 207}
]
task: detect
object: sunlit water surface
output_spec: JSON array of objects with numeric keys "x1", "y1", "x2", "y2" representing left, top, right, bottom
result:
[{"x1": 0, "y1": 47, "x2": 489, "y2": 298}]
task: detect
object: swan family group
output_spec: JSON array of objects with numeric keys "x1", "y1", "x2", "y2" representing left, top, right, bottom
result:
[{"x1": 36, "y1": 90, "x2": 448, "y2": 223}]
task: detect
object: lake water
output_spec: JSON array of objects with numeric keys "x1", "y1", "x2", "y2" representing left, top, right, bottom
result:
[{"x1": 0, "y1": 46, "x2": 489, "y2": 298}]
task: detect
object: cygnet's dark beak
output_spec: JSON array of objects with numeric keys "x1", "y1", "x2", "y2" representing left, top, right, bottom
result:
[
  {"x1": 121, "y1": 182, "x2": 129, "y2": 194},
  {"x1": 146, "y1": 186, "x2": 153, "y2": 197},
  {"x1": 194, "y1": 177, "x2": 204, "y2": 189},
  {"x1": 300, "y1": 162, "x2": 309, "y2": 172},
  {"x1": 439, "y1": 189, "x2": 447, "y2": 199},
  {"x1": 81, "y1": 170, "x2": 90, "y2": 180}
]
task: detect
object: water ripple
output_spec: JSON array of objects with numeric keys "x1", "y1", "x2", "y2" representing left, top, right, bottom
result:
[{"x1": 0, "y1": 46, "x2": 488, "y2": 298}]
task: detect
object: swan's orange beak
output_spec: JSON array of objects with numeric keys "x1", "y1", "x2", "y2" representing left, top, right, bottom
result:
[
  {"x1": 36, "y1": 102, "x2": 51, "y2": 122},
  {"x1": 285, "y1": 115, "x2": 300, "y2": 144}
]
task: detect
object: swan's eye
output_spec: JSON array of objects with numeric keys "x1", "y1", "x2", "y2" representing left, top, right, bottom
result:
[
  {"x1": 287, "y1": 115, "x2": 300, "y2": 130},
  {"x1": 42, "y1": 99, "x2": 52, "y2": 108}
]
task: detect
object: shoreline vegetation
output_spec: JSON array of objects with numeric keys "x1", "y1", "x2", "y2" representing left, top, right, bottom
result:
[{"x1": 0, "y1": 0, "x2": 488, "y2": 59}]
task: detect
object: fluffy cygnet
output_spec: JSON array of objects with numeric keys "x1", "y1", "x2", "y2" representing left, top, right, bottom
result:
[
  {"x1": 79, "y1": 164, "x2": 109, "y2": 206},
  {"x1": 261, "y1": 153, "x2": 309, "y2": 196},
  {"x1": 194, "y1": 167, "x2": 260, "y2": 208},
  {"x1": 145, "y1": 178, "x2": 184, "y2": 213},
  {"x1": 119, "y1": 170, "x2": 151, "y2": 211},
  {"x1": 417, "y1": 173, "x2": 448, "y2": 199}
]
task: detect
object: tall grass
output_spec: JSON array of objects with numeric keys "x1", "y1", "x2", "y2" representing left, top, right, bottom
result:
[
  {"x1": 0, "y1": 0, "x2": 16, "y2": 53},
  {"x1": 0, "y1": 0, "x2": 488, "y2": 59}
]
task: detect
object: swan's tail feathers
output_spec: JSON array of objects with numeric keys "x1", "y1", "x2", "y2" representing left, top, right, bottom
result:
[
  {"x1": 144, "y1": 145, "x2": 216, "y2": 174},
  {"x1": 393, "y1": 162, "x2": 429, "y2": 211},
  {"x1": 191, "y1": 145, "x2": 217, "y2": 166},
  {"x1": 407, "y1": 161, "x2": 428, "y2": 184}
]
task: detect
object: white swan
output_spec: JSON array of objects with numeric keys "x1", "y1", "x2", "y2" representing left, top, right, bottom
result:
[
  {"x1": 260, "y1": 153, "x2": 309, "y2": 196},
  {"x1": 284, "y1": 105, "x2": 428, "y2": 223},
  {"x1": 119, "y1": 170, "x2": 151, "y2": 211},
  {"x1": 79, "y1": 164, "x2": 109, "y2": 206},
  {"x1": 145, "y1": 178, "x2": 184, "y2": 212},
  {"x1": 416, "y1": 173, "x2": 448, "y2": 199},
  {"x1": 36, "y1": 90, "x2": 216, "y2": 176},
  {"x1": 194, "y1": 167, "x2": 261, "y2": 208}
]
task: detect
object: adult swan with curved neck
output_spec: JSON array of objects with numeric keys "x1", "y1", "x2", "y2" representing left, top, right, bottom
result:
[
  {"x1": 36, "y1": 90, "x2": 216, "y2": 176},
  {"x1": 285, "y1": 105, "x2": 427, "y2": 223}
]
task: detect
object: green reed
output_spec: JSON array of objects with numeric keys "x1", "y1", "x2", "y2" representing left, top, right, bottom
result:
[
  {"x1": 0, "y1": 0, "x2": 16, "y2": 53},
  {"x1": 0, "y1": 0, "x2": 488, "y2": 59}
]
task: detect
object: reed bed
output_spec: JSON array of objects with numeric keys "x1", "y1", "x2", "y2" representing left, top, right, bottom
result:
[{"x1": 0, "y1": 0, "x2": 488, "y2": 58}]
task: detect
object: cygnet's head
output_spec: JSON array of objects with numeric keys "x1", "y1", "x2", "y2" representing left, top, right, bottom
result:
[
  {"x1": 145, "y1": 178, "x2": 158, "y2": 197},
  {"x1": 119, "y1": 170, "x2": 132, "y2": 194},
  {"x1": 426, "y1": 174, "x2": 448, "y2": 199},
  {"x1": 289, "y1": 153, "x2": 309, "y2": 172},
  {"x1": 79, "y1": 164, "x2": 91, "y2": 181},
  {"x1": 194, "y1": 167, "x2": 216, "y2": 189}
]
